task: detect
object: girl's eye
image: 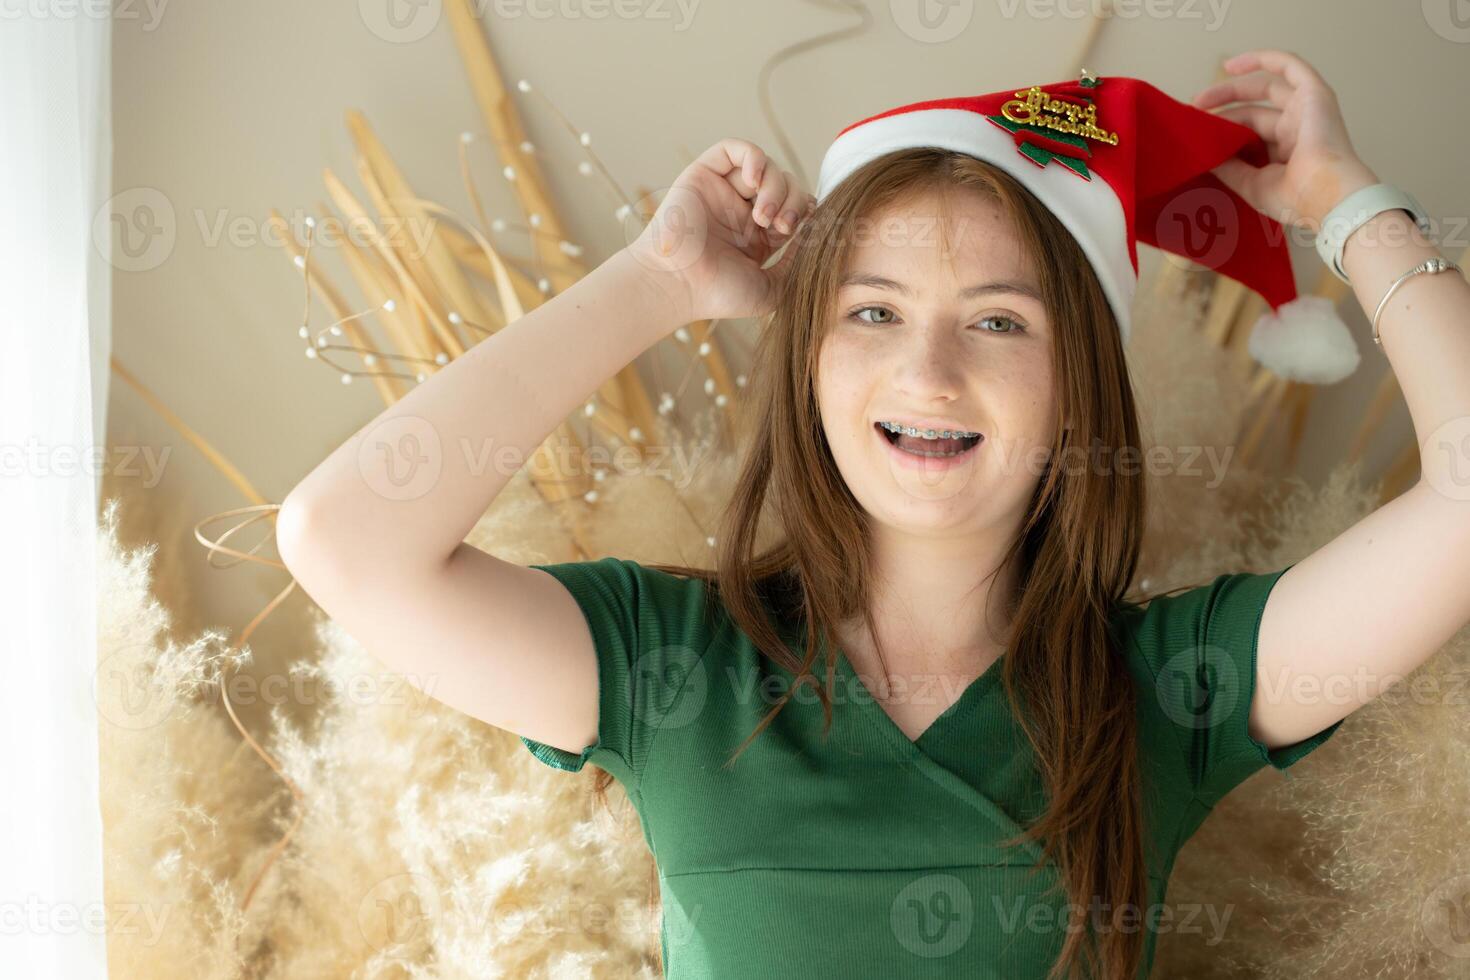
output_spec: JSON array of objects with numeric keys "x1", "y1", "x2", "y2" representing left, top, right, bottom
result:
[
  {"x1": 977, "y1": 314, "x2": 1025, "y2": 334},
  {"x1": 847, "y1": 306, "x2": 1025, "y2": 333},
  {"x1": 850, "y1": 305, "x2": 896, "y2": 325}
]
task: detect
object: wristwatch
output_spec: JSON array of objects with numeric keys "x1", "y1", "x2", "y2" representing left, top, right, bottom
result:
[{"x1": 1314, "y1": 183, "x2": 1433, "y2": 283}]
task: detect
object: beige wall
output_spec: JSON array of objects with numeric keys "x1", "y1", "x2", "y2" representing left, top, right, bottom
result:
[{"x1": 108, "y1": 0, "x2": 1470, "y2": 636}]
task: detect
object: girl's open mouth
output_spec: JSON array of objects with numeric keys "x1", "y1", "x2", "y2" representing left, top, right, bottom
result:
[{"x1": 874, "y1": 421, "x2": 983, "y2": 469}]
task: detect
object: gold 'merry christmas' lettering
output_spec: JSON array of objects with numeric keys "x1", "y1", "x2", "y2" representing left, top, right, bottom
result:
[{"x1": 1000, "y1": 86, "x2": 1119, "y2": 146}]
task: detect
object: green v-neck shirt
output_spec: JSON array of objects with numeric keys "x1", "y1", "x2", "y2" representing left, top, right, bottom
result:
[{"x1": 518, "y1": 557, "x2": 1341, "y2": 978}]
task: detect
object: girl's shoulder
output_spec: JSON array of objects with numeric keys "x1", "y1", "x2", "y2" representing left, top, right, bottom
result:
[{"x1": 1107, "y1": 563, "x2": 1341, "y2": 810}]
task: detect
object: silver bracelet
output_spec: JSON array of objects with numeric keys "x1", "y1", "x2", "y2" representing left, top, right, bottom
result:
[{"x1": 1371, "y1": 257, "x2": 1464, "y2": 347}]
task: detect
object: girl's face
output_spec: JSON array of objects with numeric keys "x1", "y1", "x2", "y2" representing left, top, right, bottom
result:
[{"x1": 816, "y1": 188, "x2": 1058, "y2": 534}]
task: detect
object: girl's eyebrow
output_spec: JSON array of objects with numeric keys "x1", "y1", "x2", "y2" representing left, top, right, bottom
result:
[{"x1": 839, "y1": 272, "x2": 1042, "y2": 302}]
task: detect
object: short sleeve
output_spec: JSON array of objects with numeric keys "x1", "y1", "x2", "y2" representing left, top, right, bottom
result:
[
  {"x1": 518, "y1": 557, "x2": 715, "y2": 790},
  {"x1": 1122, "y1": 562, "x2": 1343, "y2": 807}
]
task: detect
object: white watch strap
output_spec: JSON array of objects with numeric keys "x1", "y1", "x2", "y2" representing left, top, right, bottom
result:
[{"x1": 1314, "y1": 183, "x2": 1432, "y2": 283}]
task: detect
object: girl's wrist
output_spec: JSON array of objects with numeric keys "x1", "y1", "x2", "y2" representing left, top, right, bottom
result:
[
  {"x1": 613, "y1": 244, "x2": 697, "y2": 333},
  {"x1": 1302, "y1": 159, "x2": 1381, "y2": 230}
]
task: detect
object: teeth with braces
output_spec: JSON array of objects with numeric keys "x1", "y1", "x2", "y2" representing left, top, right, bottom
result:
[{"x1": 877, "y1": 421, "x2": 980, "y2": 440}]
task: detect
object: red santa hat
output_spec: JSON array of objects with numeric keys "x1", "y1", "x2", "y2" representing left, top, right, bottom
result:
[{"x1": 814, "y1": 71, "x2": 1360, "y2": 384}]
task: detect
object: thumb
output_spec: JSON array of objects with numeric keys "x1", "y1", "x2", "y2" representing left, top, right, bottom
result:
[
  {"x1": 1211, "y1": 156, "x2": 1259, "y2": 204},
  {"x1": 1212, "y1": 156, "x2": 1298, "y2": 226}
]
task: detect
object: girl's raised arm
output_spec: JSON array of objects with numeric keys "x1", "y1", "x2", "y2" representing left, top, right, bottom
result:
[{"x1": 275, "y1": 138, "x2": 811, "y2": 753}]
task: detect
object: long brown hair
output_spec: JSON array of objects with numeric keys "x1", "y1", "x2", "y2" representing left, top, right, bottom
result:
[{"x1": 592, "y1": 147, "x2": 1168, "y2": 980}]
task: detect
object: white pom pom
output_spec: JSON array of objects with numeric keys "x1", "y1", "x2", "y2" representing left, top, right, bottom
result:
[{"x1": 1247, "y1": 295, "x2": 1361, "y2": 384}]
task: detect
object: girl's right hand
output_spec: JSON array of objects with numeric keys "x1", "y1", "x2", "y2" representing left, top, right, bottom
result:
[{"x1": 626, "y1": 138, "x2": 816, "y2": 325}]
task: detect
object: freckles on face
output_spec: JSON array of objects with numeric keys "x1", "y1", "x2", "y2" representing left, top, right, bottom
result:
[{"x1": 813, "y1": 189, "x2": 1057, "y2": 524}]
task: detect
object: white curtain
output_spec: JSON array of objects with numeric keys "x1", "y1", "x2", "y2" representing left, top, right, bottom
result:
[{"x1": 0, "y1": 8, "x2": 112, "y2": 978}]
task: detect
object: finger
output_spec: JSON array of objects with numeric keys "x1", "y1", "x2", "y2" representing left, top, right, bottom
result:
[
  {"x1": 1212, "y1": 105, "x2": 1289, "y2": 163},
  {"x1": 697, "y1": 138, "x2": 767, "y2": 200},
  {"x1": 1211, "y1": 156, "x2": 1273, "y2": 209},
  {"x1": 751, "y1": 166, "x2": 790, "y2": 230},
  {"x1": 1211, "y1": 103, "x2": 1282, "y2": 139},
  {"x1": 769, "y1": 176, "x2": 813, "y2": 236},
  {"x1": 1223, "y1": 49, "x2": 1329, "y2": 94},
  {"x1": 1193, "y1": 73, "x2": 1293, "y2": 111}
]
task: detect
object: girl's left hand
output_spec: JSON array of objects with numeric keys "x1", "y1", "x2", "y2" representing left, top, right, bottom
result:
[{"x1": 1191, "y1": 49, "x2": 1380, "y2": 232}]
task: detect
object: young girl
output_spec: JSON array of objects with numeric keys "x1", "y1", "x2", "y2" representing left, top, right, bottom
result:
[{"x1": 277, "y1": 50, "x2": 1470, "y2": 980}]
